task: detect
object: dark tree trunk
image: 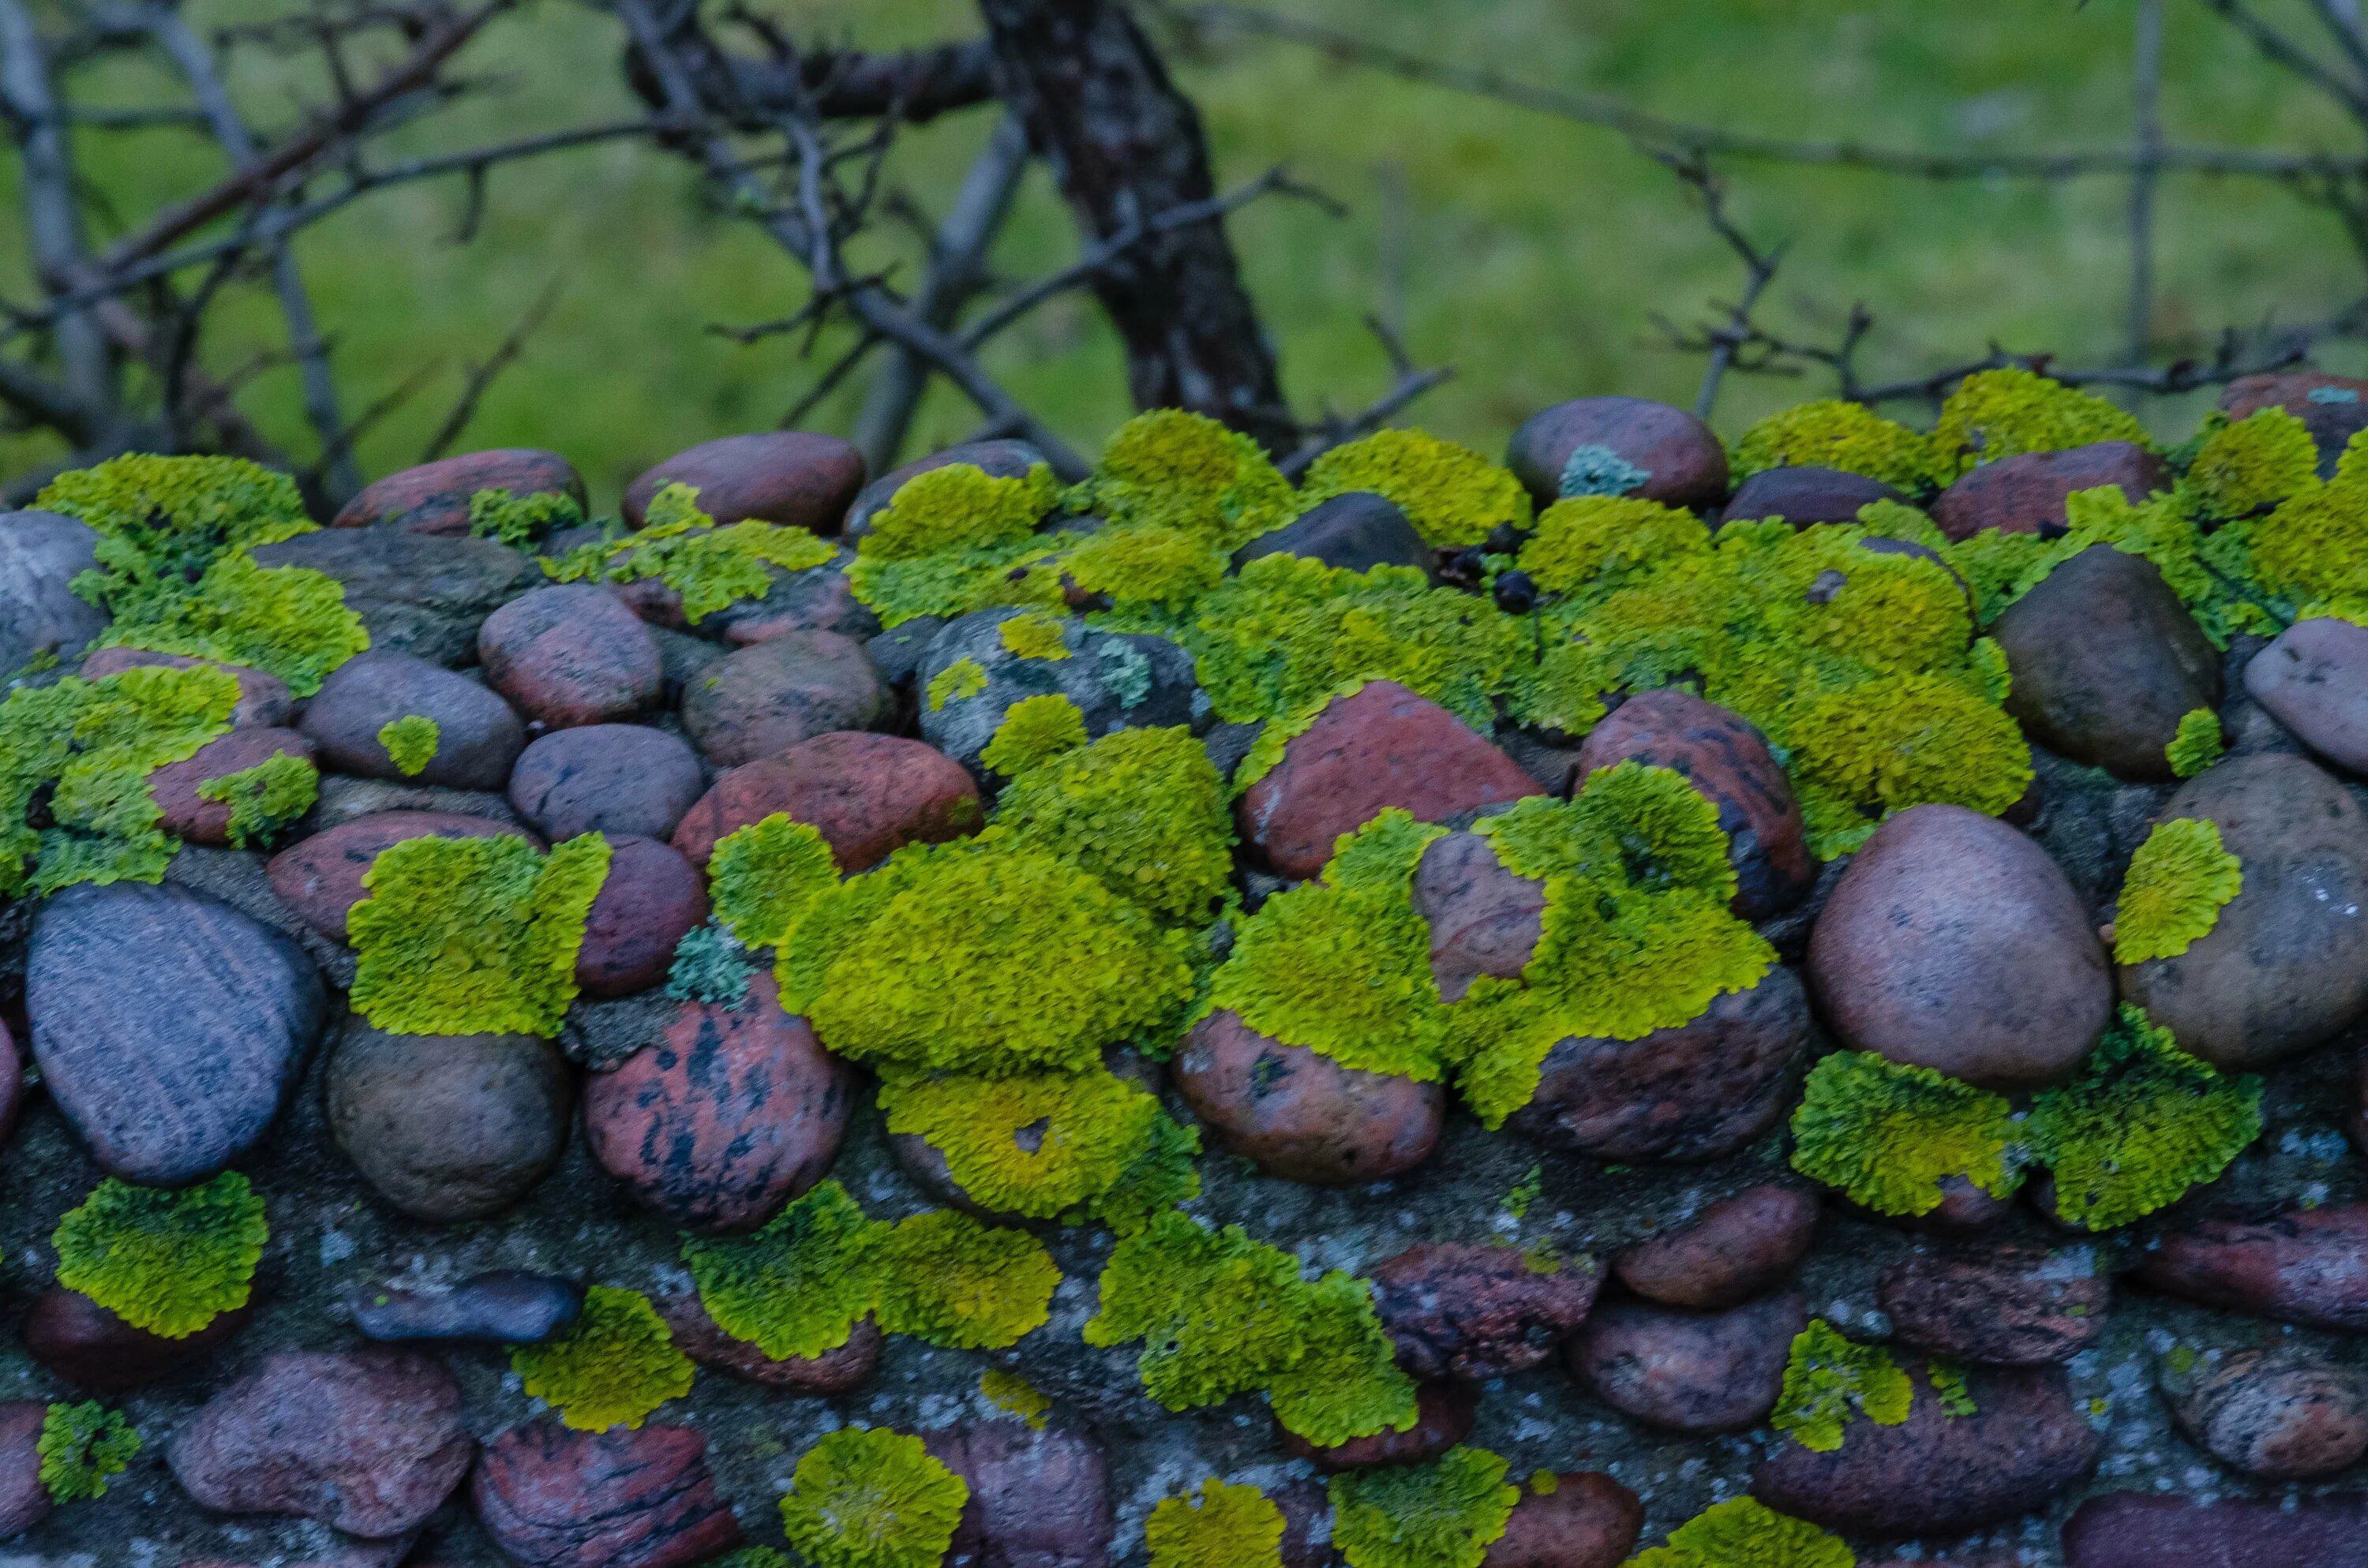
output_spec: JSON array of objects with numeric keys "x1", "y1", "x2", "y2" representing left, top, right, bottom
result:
[{"x1": 972, "y1": 0, "x2": 1294, "y2": 452}]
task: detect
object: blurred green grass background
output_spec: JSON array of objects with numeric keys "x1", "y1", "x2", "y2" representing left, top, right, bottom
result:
[{"x1": 6, "y1": 0, "x2": 2363, "y2": 505}]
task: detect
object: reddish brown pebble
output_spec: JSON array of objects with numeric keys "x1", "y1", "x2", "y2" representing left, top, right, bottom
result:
[
  {"x1": 1172, "y1": 1010, "x2": 1444, "y2": 1185},
  {"x1": 1280, "y1": 1380, "x2": 1475, "y2": 1473},
  {"x1": 1877, "y1": 1245, "x2": 2108, "y2": 1365},
  {"x1": 927, "y1": 1420, "x2": 1115, "y2": 1566},
  {"x1": 673, "y1": 730, "x2": 983, "y2": 870},
  {"x1": 2064, "y1": 1489, "x2": 2368, "y2": 1567},
  {"x1": 267, "y1": 810, "x2": 530, "y2": 943},
  {"x1": 1612, "y1": 1184, "x2": 1822, "y2": 1309},
  {"x1": 624, "y1": 430, "x2": 866, "y2": 533},
  {"x1": 0, "y1": 1016, "x2": 24, "y2": 1152},
  {"x1": 1929, "y1": 441, "x2": 2168, "y2": 540},
  {"x1": 148, "y1": 726, "x2": 315, "y2": 847},
  {"x1": 1413, "y1": 830, "x2": 1549, "y2": 1002},
  {"x1": 575, "y1": 835, "x2": 708, "y2": 998},
  {"x1": 333, "y1": 449, "x2": 583, "y2": 535},
  {"x1": 583, "y1": 974, "x2": 856, "y2": 1233},
  {"x1": 1484, "y1": 1473, "x2": 1643, "y2": 1568},
  {"x1": 2223, "y1": 371, "x2": 2368, "y2": 475},
  {"x1": 2168, "y1": 1346, "x2": 2368, "y2": 1480},
  {"x1": 1721, "y1": 466, "x2": 1905, "y2": 528},
  {"x1": 24, "y1": 1287, "x2": 253, "y2": 1393},
  {"x1": 81, "y1": 646, "x2": 294, "y2": 728},
  {"x1": 1369, "y1": 1241, "x2": 1602, "y2": 1382},
  {"x1": 1238, "y1": 681, "x2": 1541, "y2": 879},
  {"x1": 326, "y1": 1024, "x2": 573, "y2": 1222},
  {"x1": 473, "y1": 1420, "x2": 744, "y2": 1568},
  {"x1": 0, "y1": 1404, "x2": 50, "y2": 1536},
  {"x1": 680, "y1": 631, "x2": 887, "y2": 767},
  {"x1": 479, "y1": 583, "x2": 664, "y2": 728},
  {"x1": 1507, "y1": 396, "x2": 1730, "y2": 511},
  {"x1": 2135, "y1": 1203, "x2": 2368, "y2": 1332},
  {"x1": 1568, "y1": 1291, "x2": 1804, "y2": 1434},
  {"x1": 655, "y1": 1290, "x2": 880, "y2": 1394}
]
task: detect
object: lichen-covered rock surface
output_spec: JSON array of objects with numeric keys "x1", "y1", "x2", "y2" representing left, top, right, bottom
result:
[{"x1": 0, "y1": 382, "x2": 2366, "y2": 1565}]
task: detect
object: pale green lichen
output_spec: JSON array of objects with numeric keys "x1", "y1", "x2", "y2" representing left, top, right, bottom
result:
[
  {"x1": 470, "y1": 486, "x2": 585, "y2": 548},
  {"x1": 1789, "y1": 1051, "x2": 2021, "y2": 1217},
  {"x1": 1328, "y1": 1446, "x2": 1519, "y2": 1568},
  {"x1": 1928, "y1": 367, "x2": 2150, "y2": 477},
  {"x1": 1146, "y1": 1479, "x2": 1286, "y2": 1568},
  {"x1": 377, "y1": 714, "x2": 440, "y2": 777},
  {"x1": 993, "y1": 725, "x2": 1235, "y2": 923},
  {"x1": 1731, "y1": 400, "x2": 1941, "y2": 492},
  {"x1": 1928, "y1": 1359, "x2": 1979, "y2": 1418},
  {"x1": 54, "y1": 1172, "x2": 267, "y2": 1339},
  {"x1": 1773, "y1": 1319, "x2": 1914, "y2": 1453},
  {"x1": 927, "y1": 656, "x2": 989, "y2": 711},
  {"x1": 2029, "y1": 1005, "x2": 2263, "y2": 1230},
  {"x1": 194, "y1": 750, "x2": 318, "y2": 848},
  {"x1": 980, "y1": 693, "x2": 1088, "y2": 777},
  {"x1": 999, "y1": 612, "x2": 1072, "y2": 661},
  {"x1": 37, "y1": 1402, "x2": 139, "y2": 1504},
  {"x1": 347, "y1": 833, "x2": 613, "y2": 1037},
  {"x1": 1298, "y1": 428, "x2": 1531, "y2": 548},
  {"x1": 548, "y1": 482, "x2": 834, "y2": 623},
  {"x1": 2115, "y1": 818, "x2": 2242, "y2": 965},
  {"x1": 708, "y1": 813, "x2": 839, "y2": 947},
  {"x1": 1084, "y1": 1211, "x2": 1417, "y2": 1446},
  {"x1": 2167, "y1": 708, "x2": 2225, "y2": 780},
  {"x1": 1625, "y1": 1498, "x2": 1855, "y2": 1568},
  {"x1": 778, "y1": 1428, "x2": 969, "y2": 1568},
  {"x1": 510, "y1": 1285, "x2": 693, "y2": 1431},
  {"x1": 665, "y1": 920, "x2": 758, "y2": 1005},
  {"x1": 1558, "y1": 443, "x2": 1653, "y2": 499},
  {"x1": 980, "y1": 1370, "x2": 1051, "y2": 1430}
]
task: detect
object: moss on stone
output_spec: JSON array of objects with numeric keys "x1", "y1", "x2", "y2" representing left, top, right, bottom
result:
[
  {"x1": 1929, "y1": 368, "x2": 2150, "y2": 477},
  {"x1": 92, "y1": 550, "x2": 368, "y2": 698},
  {"x1": 2115, "y1": 818, "x2": 2242, "y2": 965},
  {"x1": 511, "y1": 1285, "x2": 694, "y2": 1431},
  {"x1": 37, "y1": 1402, "x2": 138, "y2": 1504},
  {"x1": 1789, "y1": 1051, "x2": 2021, "y2": 1217},
  {"x1": 998, "y1": 612, "x2": 1073, "y2": 661},
  {"x1": 470, "y1": 487, "x2": 585, "y2": 548},
  {"x1": 1147, "y1": 1479, "x2": 1287, "y2": 1568},
  {"x1": 377, "y1": 714, "x2": 439, "y2": 777},
  {"x1": 1731, "y1": 400, "x2": 1941, "y2": 492},
  {"x1": 1328, "y1": 1446, "x2": 1519, "y2": 1568},
  {"x1": 778, "y1": 1428, "x2": 969, "y2": 1568},
  {"x1": 1062, "y1": 523, "x2": 1227, "y2": 612},
  {"x1": 1299, "y1": 428, "x2": 1531, "y2": 548},
  {"x1": 548, "y1": 482, "x2": 834, "y2": 623},
  {"x1": 2186, "y1": 408, "x2": 2319, "y2": 521},
  {"x1": 871, "y1": 1209, "x2": 1061, "y2": 1349},
  {"x1": 680, "y1": 1180, "x2": 883, "y2": 1360},
  {"x1": 845, "y1": 463, "x2": 1071, "y2": 627},
  {"x1": 980, "y1": 1370, "x2": 1051, "y2": 1430},
  {"x1": 347, "y1": 833, "x2": 613, "y2": 1038},
  {"x1": 994, "y1": 725, "x2": 1235, "y2": 924},
  {"x1": 980, "y1": 693, "x2": 1088, "y2": 777},
  {"x1": 53, "y1": 1172, "x2": 267, "y2": 1339},
  {"x1": 194, "y1": 750, "x2": 318, "y2": 848},
  {"x1": 1784, "y1": 672, "x2": 2031, "y2": 858},
  {"x1": 1068, "y1": 410, "x2": 1294, "y2": 547},
  {"x1": 1625, "y1": 1498, "x2": 1855, "y2": 1568},
  {"x1": 1772, "y1": 1319, "x2": 1914, "y2": 1453},
  {"x1": 1518, "y1": 496, "x2": 1711, "y2": 601},
  {"x1": 2166, "y1": 708, "x2": 2225, "y2": 780},
  {"x1": 927, "y1": 655, "x2": 988, "y2": 712},
  {"x1": 708, "y1": 812, "x2": 838, "y2": 947}
]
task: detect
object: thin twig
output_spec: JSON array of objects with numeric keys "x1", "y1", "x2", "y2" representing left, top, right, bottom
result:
[{"x1": 418, "y1": 276, "x2": 564, "y2": 461}]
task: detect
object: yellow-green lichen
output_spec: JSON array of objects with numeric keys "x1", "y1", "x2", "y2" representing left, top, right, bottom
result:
[
  {"x1": 993, "y1": 725, "x2": 1235, "y2": 924},
  {"x1": 90, "y1": 550, "x2": 368, "y2": 699},
  {"x1": 377, "y1": 714, "x2": 440, "y2": 777},
  {"x1": 1062, "y1": 523, "x2": 1227, "y2": 612},
  {"x1": 1773, "y1": 1319, "x2": 1914, "y2": 1453},
  {"x1": 54, "y1": 1172, "x2": 267, "y2": 1339},
  {"x1": 778, "y1": 1428, "x2": 969, "y2": 1568},
  {"x1": 1625, "y1": 1498, "x2": 1855, "y2": 1568},
  {"x1": 1147, "y1": 1479, "x2": 1286, "y2": 1568},
  {"x1": 1731, "y1": 400, "x2": 1942, "y2": 492},
  {"x1": 980, "y1": 1370, "x2": 1051, "y2": 1430},
  {"x1": 2115, "y1": 818, "x2": 2242, "y2": 965},
  {"x1": 999, "y1": 612, "x2": 1072, "y2": 661},
  {"x1": 470, "y1": 487, "x2": 585, "y2": 548},
  {"x1": 347, "y1": 833, "x2": 613, "y2": 1038},
  {"x1": 39, "y1": 453, "x2": 309, "y2": 559},
  {"x1": 2167, "y1": 708, "x2": 2225, "y2": 780},
  {"x1": 547, "y1": 483, "x2": 834, "y2": 623},
  {"x1": 1518, "y1": 496, "x2": 1711, "y2": 600},
  {"x1": 709, "y1": 812, "x2": 838, "y2": 947},
  {"x1": 1928, "y1": 1358, "x2": 1979, "y2": 1417},
  {"x1": 1789, "y1": 1051, "x2": 2021, "y2": 1217},
  {"x1": 510, "y1": 1285, "x2": 693, "y2": 1431},
  {"x1": 2029, "y1": 1005, "x2": 2263, "y2": 1230},
  {"x1": 2204, "y1": 434, "x2": 2368, "y2": 626},
  {"x1": 37, "y1": 1402, "x2": 138, "y2": 1504},
  {"x1": 1067, "y1": 410, "x2": 1294, "y2": 547},
  {"x1": 1929, "y1": 368, "x2": 2150, "y2": 477},
  {"x1": 1084, "y1": 1211, "x2": 1418, "y2": 1446},
  {"x1": 871, "y1": 1207, "x2": 1062, "y2": 1349},
  {"x1": 1328, "y1": 1446, "x2": 1519, "y2": 1568},
  {"x1": 981, "y1": 693, "x2": 1088, "y2": 777},
  {"x1": 2186, "y1": 408, "x2": 2319, "y2": 521},
  {"x1": 848, "y1": 464, "x2": 1069, "y2": 627},
  {"x1": 927, "y1": 656, "x2": 988, "y2": 711},
  {"x1": 1298, "y1": 428, "x2": 1531, "y2": 548},
  {"x1": 194, "y1": 750, "x2": 318, "y2": 848}
]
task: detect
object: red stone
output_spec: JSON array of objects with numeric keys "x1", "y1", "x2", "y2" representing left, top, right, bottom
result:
[
  {"x1": 0, "y1": 1016, "x2": 24, "y2": 1152},
  {"x1": 479, "y1": 583, "x2": 664, "y2": 728},
  {"x1": 672, "y1": 730, "x2": 983, "y2": 870},
  {"x1": 473, "y1": 1420, "x2": 744, "y2": 1568},
  {"x1": 149, "y1": 727, "x2": 315, "y2": 847},
  {"x1": 1611, "y1": 1183, "x2": 1822, "y2": 1310},
  {"x1": 24, "y1": 1286, "x2": 253, "y2": 1393},
  {"x1": 575, "y1": 835, "x2": 709, "y2": 998},
  {"x1": 2222, "y1": 372, "x2": 2368, "y2": 477},
  {"x1": 927, "y1": 1420, "x2": 1115, "y2": 1566},
  {"x1": 1369, "y1": 1241, "x2": 1602, "y2": 1382},
  {"x1": 624, "y1": 431, "x2": 866, "y2": 533},
  {"x1": 1929, "y1": 441, "x2": 2168, "y2": 541},
  {"x1": 1568, "y1": 1292, "x2": 1804, "y2": 1434},
  {"x1": 1238, "y1": 681, "x2": 1542, "y2": 880},
  {"x1": 81, "y1": 646, "x2": 294, "y2": 728},
  {"x1": 333, "y1": 449, "x2": 584, "y2": 535},
  {"x1": 268, "y1": 810, "x2": 530, "y2": 942},
  {"x1": 2064, "y1": 1491, "x2": 2368, "y2": 1568},
  {"x1": 2134, "y1": 1203, "x2": 2368, "y2": 1332},
  {"x1": 1485, "y1": 1473, "x2": 1642, "y2": 1568},
  {"x1": 679, "y1": 631, "x2": 888, "y2": 767},
  {"x1": 1506, "y1": 396, "x2": 1730, "y2": 511},
  {"x1": 1280, "y1": 1380, "x2": 1474, "y2": 1472},
  {"x1": 1173, "y1": 1009, "x2": 1444, "y2": 1185},
  {"x1": 655, "y1": 1289, "x2": 880, "y2": 1393},
  {"x1": 0, "y1": 1404, "x2": 51, "y2": 1537}
]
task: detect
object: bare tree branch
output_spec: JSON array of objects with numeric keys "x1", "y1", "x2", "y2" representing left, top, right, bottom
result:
[
  {"x1": 419, "y1": 276, "x2": 564, "y2": 461},
  {"x1": 2202, "y1": 0, "x2": 2368, "y2": 118},
  {"x1": 0, "y1": 0, "x2": 117, "y2": 421},
  {"x1": 624, "y1": 25, "x2": 1000, "y2": 126},
  {"x1": 1277, "y1": 316, "x2": 1452, "y2": 478}
]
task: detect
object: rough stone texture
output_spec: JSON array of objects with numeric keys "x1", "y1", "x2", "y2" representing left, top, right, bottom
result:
[
  {"x1": 1718, "y1": 466, "x2": 1905, "y2": 528},
  {"x1": 2119, "y1": 751, "x2": 2368, "y2": 1070},
  {"x1": 2246, "y1": 616, "x2": 2368, "y2": 776},
  {"x1": 671, "y1": 729, "x2": 983, "y2": 870},
  {"x1": 656, "y1": 1289, "x2": 881, "y2": 1394},
  {"x1": 1484, "y1": 1473, "x2": 1643, "y2": 1568},
  {"x1": 1568, "y1": 1291, "x2": 1804, "y2": 1434},
  {"x1": 81, "y1": 646, "x2": 294, "y2": 728},
  {"x1": 1992, "y1": 545, "x2": 2223, "y2": 780},
  {"x1": 23, "y1": 1288, "x2": 252, "y2": 1393},
  {"x1": 1878, "y1": 1245, "x2": 2109, "y2": 1366},
  {"x1": 929, "y1": 1420, "x2": 1114, "y2": 1568},
  {"x1": 1572, "y1": 688, "x2": 1815, "y2": 918},
  {"x1": 2066, "y1": 1491, "x2": 2368, "y2": 1567},
  {"x1": 1504, "y1": 964, "x2": 1811, "y2": 1163},
  {"x1": 2135, "y1": 1203, "x2": 2368, "y2": 1331},
  {"x1": 583, "y1": 975, "x2": 856, "y2": 1233},
  {"x1": 1507, "y1": 396, "x2": 1730, "y2": 511},
  {"x1": 0, "y1": 508, "x2": 105, "y2": 674},
  {"x1": 1930, "y1": 442, "x2": 2168, "y2": 539},
  {"x1": 1610, "y1": 1183, "x2": 1822, "y2": 1309},
  {"x1": 309, "y1": 776, "x2": 525, "y2": 832},
  {"x1": 1279, "y1": 1379, "x2": 1476, "y2": 1473},
  {"x1": 478, "y1": 582, "x2": 665, "y2": 728},
  {"x1": 575, "y1": 834, "x2": 707, "y2": 998},
  {"x1": 267, "y1": 810, "x2": 527, "y2": 942},
  {"x1": 28, "y1": 881, "x2": 324, "y2": 1184},
  {"x1": 0, "y1": 1020, "x2": 20, "y2": 1154},
  {"x1": 252, "y1": 527, "x2": 533, "y2": 666},
  {"x1": 508, "y1": 723, "x2": 706, "y2": 842},
  {"x1": 1413, "y1": 829, "x2": 1549, "y2": 1002},
  {"x1": 2222, "y1": 370, "x2": 2368, "y2": 476},
  {"x1": 715, "y1": 551, "x2": 882, "y2": 645},
  {"x1": 1238, "y1": 680, "x2": 1542, "y2": 879},
  {"x1": 301, "y1": 649, "x2": 528, "y2": 788},
  {"x1": 1369, "y1": 1241, "x2": 1603, "y2": 1382},
  {"x1": 916, "y1": 608, "x2": 1202, "y2": 778},
  {"x1": 624, "y1": 431, "x2": 866, "y2": 532},
  {"x1": 332, "y1": 449, "x2": 584, "y2": 535},
  {"x1": 2166, "y1": 1345, "x2": 2368, "y2": 1480},
  {"x1": 148, "y1": 726, "x2": 316, "y2": 847},
  {"x1": 1234, "y1": 492, "x2": 1433, "y2": 574},
  {"x1": 1807, "y1": 804, "x2": 2111, "y2": 1088},
  {"x1": 0, "y1": 1404, "x2": 51, "y2": 1538},
  {"x1": 325, "y1": 1024, "x2": 573, "y2": 1222},
  {"x1": 1172, "y1": 1010, "x2": 1444, "y2": 1185},
  {"x1": 1752, "y1": 1362, "x2": 2100, "y2": 1536},
  {"x1": 679, "y1": 630, "x2": 887, "y2": 766},
  {"x1": 471, "y1": 1420, "x2": 744, "y2": 1568},
  {"x1": 348, "y1": 1271, "x2": 583, "y2": 1345},
  {"x1": 170, "y1": 1349, "x2": 473, "y2": 1538}
]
